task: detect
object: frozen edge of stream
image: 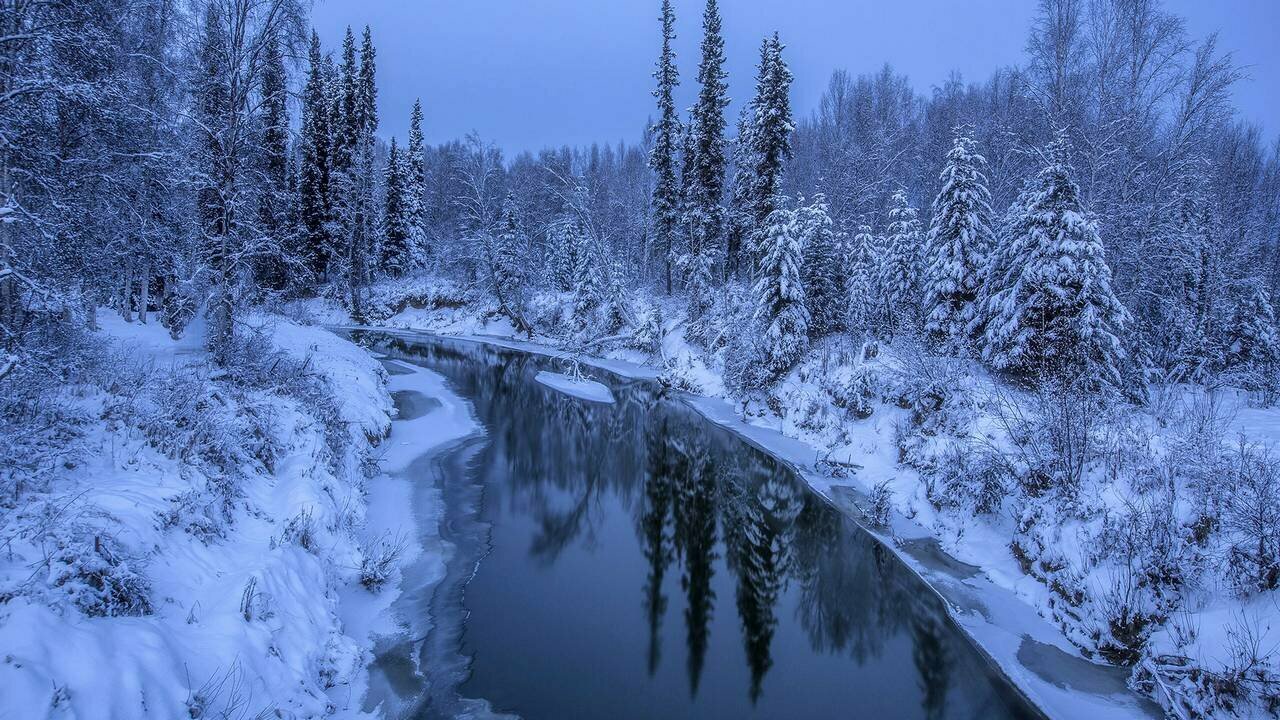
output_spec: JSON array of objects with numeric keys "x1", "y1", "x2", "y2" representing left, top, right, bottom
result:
[{"x1": 342, "y1": 326, "x2": 1162, "y2": 720}]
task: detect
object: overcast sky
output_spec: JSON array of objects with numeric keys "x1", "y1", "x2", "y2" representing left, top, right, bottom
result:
[{"x1": 310, "y1": 0, "x2": 1280, "y2": 156}]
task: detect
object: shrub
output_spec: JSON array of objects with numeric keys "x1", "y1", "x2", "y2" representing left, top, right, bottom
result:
[
  {"x1": 358, "y1": 533, "x2": 406, "y2": 592},
  {"x1": 43, "y1": 528, "x2": 152, "y2": 617},
  {"x1": 1220, "y1": 441, "x2": 1280, "y2": 595},
  {"x1": 867, "y1": 479, "x2": 893, "y2": 528}
]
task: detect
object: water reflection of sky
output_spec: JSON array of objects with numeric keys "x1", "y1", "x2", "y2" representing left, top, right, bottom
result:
[{"x1": 368, "y1": 334, "x2": 1038, "y2": 720}]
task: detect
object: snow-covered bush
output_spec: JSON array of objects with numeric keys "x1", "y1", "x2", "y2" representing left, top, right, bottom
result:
[
  {"x1": 38, "y1": 524, "x2": 153, "y2": 617},
  {"x1": 867, "y1": 479, "x2": 894, "y2": 528},
  {"x1": 156, "y1": 488, "x2": 231, "y2": 543},
  {"x1": 988, "y1": 380, "x2": 1105, "y2": 503},
  {"x1": 1090, "y1": 494, "x2": 1194, "y2": 664},
  {"x1": 1219, "y1": 441, "x2": 1280, "y2": 595},
  {"x1": 280, "y1": 508, "x2": 319, "y2": 553},
  {"x1": 925, "y1": 441, "x2": 1008, "y2": 514},
  {"x1": 822, "y1": 362, "x2": 880, "y2": 420},
  {"x1": 657, "y1": 354, "x2": 704, "y2": 395},
  {"x1": 358, "y1": 533, "x2": 406, "y2": 591},
  {"x1": 887, "y1": 346, "x2": 976, "y2": 435},
  {"x1": 625, "y1": 302, "x2": 664, "y2": 355},
  {"x1": 722, "y1": 328, "x2": 771, "y2": 395}
]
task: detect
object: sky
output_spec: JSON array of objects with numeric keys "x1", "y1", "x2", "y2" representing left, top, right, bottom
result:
[{"x1": 310, "y1": 0, "x2": 1280, "y2": 156}]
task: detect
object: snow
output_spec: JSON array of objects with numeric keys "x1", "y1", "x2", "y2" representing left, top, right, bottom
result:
[
  {"x1": 0, "y1": 310, "x2": 397, "y2": 720},
  {"x1": 534, "y1": 370, "x2": 616, "y2": 403}
]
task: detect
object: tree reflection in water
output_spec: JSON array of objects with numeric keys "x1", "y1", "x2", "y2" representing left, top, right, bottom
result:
[{"x1": 360, "y1": 333, "x2": 1037, "y2": 720}]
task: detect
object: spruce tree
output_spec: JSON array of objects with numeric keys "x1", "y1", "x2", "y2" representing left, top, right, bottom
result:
[
  {"x1": 683, "y1": 0, "x2": 729, "y2": 332},
  {"x1": 798, "y1": 196, "x2": 842, "y2": 337},
  {"x1": 380, "y1": 139, "x2": 410, "y2": 277},
  {"x1": 878, "y1": 187, "x2": 923, "y2": 332},
  {"x1": 298, "y1": 33, "x2": 331, "y2": 280},
  {"x1": 487, "y1": 196, "x2": 528, "y2": 329},
  {"x1": 746, "y1": 34, "x2": 793, "y2": 262},
  {"x1": 981, "y1": 136, "x2": 1128, "y2": 386},
  {"x1": 1224, "y1": 283, "x2": 1280, "y2": 390},
  {"x1": 255, "y1": 27, "x2": 290, "y2": 293},
  {"x1": 753, "y1": 203, "x2": 809, "y2": 378},
  {"x1": 650, "y1": 0, "x2": 681, "y2": 294},
  {"x1": 406, "y1": 99, "x2": 428, "y2": 265},
  {"x1": 571, "y1": 232, "x2": 602, "y2": 333},
  {"x1": 1165, "y1": 185, "x2": 1222, "y2": 382},
  {"x1": 847, "y1": 223, "x2": 879, "y2": 332},
  {"x1": 333, "y1": 27, "x2": 359, "y2": 174},
  {"x1": 358, "y1": 27, "x2": 378, "y2": 137},
  {"x1": 922, "y1": 131, "x2": 993, "y2": 354},
  {"x1": 550, "y1": 216, "x2": 582, "y2": 293},
  {"x1": 726, "y1": 107, "x2": 756, "y2": 278}
]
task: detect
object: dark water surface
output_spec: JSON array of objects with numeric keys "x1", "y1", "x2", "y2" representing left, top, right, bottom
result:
[{"x1": 360, "y1": 332, "x2": 1039, "y2": 720}]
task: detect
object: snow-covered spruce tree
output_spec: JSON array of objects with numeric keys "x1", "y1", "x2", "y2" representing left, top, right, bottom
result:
[
  {"x1": 745, "y1": 34, "x2": 794, "y2": 266},
  {"x1": 298, "y1": 31, "x2": 332, "y2": 283},
  {"x1": 681, "y1": 0, "x2": 729, "y2": 337},
  {"x1": 922, "y1": 131, "x2": 993, "y2": 355},
  {"x1": 846, "y1": 223, "x2": 880, "y2": 333},
  {"x1": 753, "y1": 203, "x2": 809, "y2": 379},
  {"x1": 571, "y1": 232, "x2": 602, "y2": 333},
  {"x1": 254, "y1": 27, "x2": 291, "y2": 293},
  {"x1": 486, "y1": 196, "x2": 529, "y2": 331},
  {"x1": 797, "y1": 196, "x2": 842, "y2": 337},
  {"x1": 1224, "y1": 283, "x2": 1280, "y2": 395},
  {"x1": 981, "y1": 137, "x2": 1128, "y2": 386},
  {"x1": 548, "y1": 216, "x2": 583, "y2": 293},
  {"x1": 649, "y1": 0, "x2": 681, "y2": 294},
  {"x1": 1163, "y1": 184, "x2": 1225, "y2": 383},
  {"x1": 726, "y1": 107, "x2": 756, "y2": 279},
  {"x1": 405, "y1": 99, "x2": 428, "y2": 267},
  {"x1": 345, "y1": 26, "x2": 378, "y2": 319},
  {"x1": 878, "y1": 187, "x2": 923, "y2": 333},
  {"x1": 380, "y1": 138, "x2": 410, "y2": 278}
]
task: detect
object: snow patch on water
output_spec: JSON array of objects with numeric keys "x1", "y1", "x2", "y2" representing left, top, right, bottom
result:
[{"x1": 534, "y1": 370, "x2": 615, "y2": 403}]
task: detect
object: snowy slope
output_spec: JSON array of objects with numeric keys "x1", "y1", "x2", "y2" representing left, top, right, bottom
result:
[{"x1": 0, "y1": 312, "x2": 393, "y2": 720}]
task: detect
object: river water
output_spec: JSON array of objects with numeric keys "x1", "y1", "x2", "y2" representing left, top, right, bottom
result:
[{"x1": 359, "y1": 332, "x2": 1039, "y2": 720}]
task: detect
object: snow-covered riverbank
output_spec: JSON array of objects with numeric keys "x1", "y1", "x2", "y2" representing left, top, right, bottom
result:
[
  {"x1": 0, "y1": 312, "x2": 397, "y2": 719},
  {"x1": 286, "y1": 279, "x2": 1280, "y2": 718}
]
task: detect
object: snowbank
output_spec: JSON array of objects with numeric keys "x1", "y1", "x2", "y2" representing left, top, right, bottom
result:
[{"x1": 0, "y1": 311, "x2": 393, "y2": 719}]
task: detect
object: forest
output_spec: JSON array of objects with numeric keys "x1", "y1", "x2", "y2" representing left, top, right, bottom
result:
[{"x1": 1, "y1": 0, "x2": 1279, "y2": 718}]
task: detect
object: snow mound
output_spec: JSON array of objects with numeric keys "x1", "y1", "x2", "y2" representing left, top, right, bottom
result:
[{"x1": 534, "y1": 370, "x2": 615, "y2": 404}]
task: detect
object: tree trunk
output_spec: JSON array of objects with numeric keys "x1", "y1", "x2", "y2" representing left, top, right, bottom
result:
[
  {"x1": 120, "y1": 259, "x2": 134, "y2": 322},
  {"x1": 138, "y1": 261, "x2": 150, "y2": 323}
]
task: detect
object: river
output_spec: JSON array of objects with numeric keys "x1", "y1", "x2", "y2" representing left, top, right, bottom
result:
[{"x1": 356, "y1": 331, "x2": 1040, "y2": 720}]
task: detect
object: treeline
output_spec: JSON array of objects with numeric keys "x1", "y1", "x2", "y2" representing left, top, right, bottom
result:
[{"x1": 1, "y1": 0, "x2": 1278, "y2": 398}]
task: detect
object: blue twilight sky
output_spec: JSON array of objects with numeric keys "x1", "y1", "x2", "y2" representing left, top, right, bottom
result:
[{"x1": 310, "y1": 0, "x2": 1280, "y2": 156}]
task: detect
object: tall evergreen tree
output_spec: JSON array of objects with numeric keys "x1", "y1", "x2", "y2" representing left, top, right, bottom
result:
[
  {"x1": 878, "y1": 187, "x2": 923, "y2": 332},
  {"x1": 380, "y1": 138, "x2": 410, "y2": 277},
  {"x1": 744, "y1": 34, "x2": 793, "y2": 266},
  {"x1": 649, "y1": 0, "x2": 681, "y2": 295},
  {"x1": 486, "y1": 195, "x2": 529, "y2": 330},
  {"x1": 981, "y1": 136, "x2": 1128, "y2": 386},
  {"x1": 726, "y1": 106, "x2": 756, "y2": 278},
  {"x1": 754, "y1": 203, "x2": 808, "y2": 378},
  {"x1": 255, "y1": 27, "x2": 290, "y2": 292},
  {"x1": 798, "y1": 196, "x2": 842, "y2": 337},
  {"x1": 682, "y1": 0, "x2": 729, "y2": 332},
  {"x1": 846, "y1": 223, "x2": 879, "y2": 332},
  {"x1": 922, "y1": 131, "x2": 993, "y2": 354},
  {"x1": 1223, "y1": 283, "x2": 1280, "y2": 391},
  {"x1": 405, "y1": 99, "x2": 428, "y2": 264},
  {"x1": 298, "y1": 31, "x2": 331, "y2": 280}
]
